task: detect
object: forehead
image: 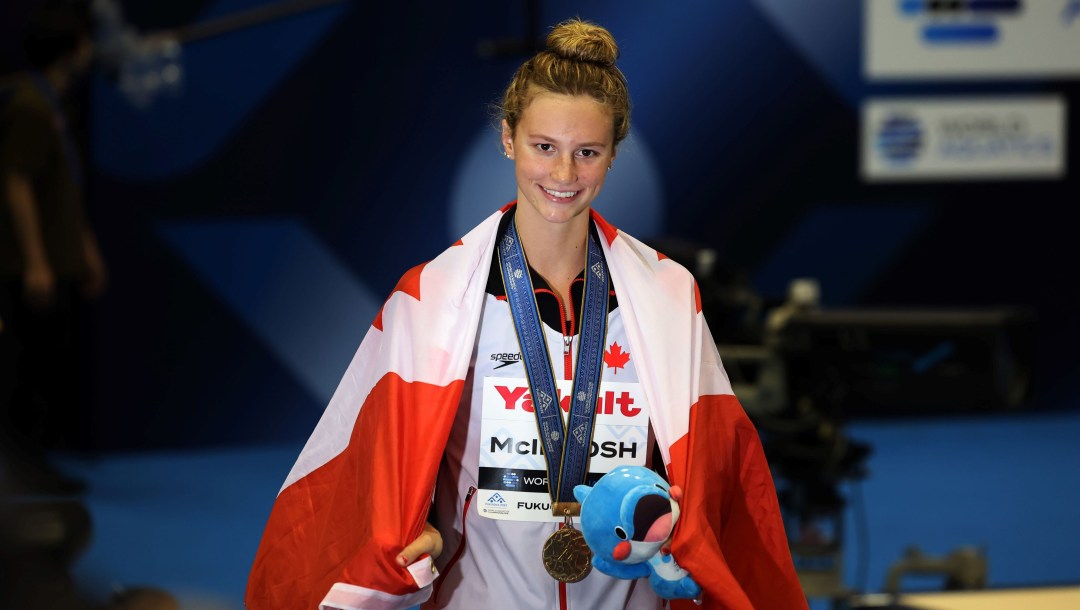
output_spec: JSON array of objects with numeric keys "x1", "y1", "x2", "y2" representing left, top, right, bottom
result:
[{"x1": 517, "y1": 92, "x2": 614, "y2": 144}]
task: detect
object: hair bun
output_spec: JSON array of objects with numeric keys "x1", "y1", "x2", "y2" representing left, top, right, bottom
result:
[{"x1": 546, "y1": 19, "x2": 619, "y2": 67}]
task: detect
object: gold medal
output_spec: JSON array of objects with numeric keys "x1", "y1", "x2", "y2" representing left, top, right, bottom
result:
[{"x1": 542, "y1": 521, "x2": 593, "y2": 583}]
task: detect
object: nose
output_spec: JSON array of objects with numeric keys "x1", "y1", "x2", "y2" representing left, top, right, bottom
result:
[{"x1": 551, "y1": 153, "x2": 577, "y2": 184}]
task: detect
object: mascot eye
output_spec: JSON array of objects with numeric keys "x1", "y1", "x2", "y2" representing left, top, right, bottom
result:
[{"x1": 614, "y1": 526, "x2": 628, "y2": 540}]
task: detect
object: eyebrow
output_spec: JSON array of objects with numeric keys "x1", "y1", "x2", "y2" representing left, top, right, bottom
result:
[{"x1": 526, "y1": 134, "x2": 609, "y2": 149}]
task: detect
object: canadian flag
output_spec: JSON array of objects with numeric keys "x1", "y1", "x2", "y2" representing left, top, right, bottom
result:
[{"x1": 245, "y1": 204, "x2": 807, "y2": 610}]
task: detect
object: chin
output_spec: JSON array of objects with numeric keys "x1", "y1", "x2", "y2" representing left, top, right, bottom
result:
[{"x1": 539, "y1": 196, "x2": 594, "y2": 220}]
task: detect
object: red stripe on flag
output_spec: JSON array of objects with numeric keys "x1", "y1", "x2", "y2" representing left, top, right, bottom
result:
[
  {"x1": 246, "y1": 373, "x2": 465, "y2": 609},
  {"x1": 667, "y1": 395, "x2": 807, "y2": 610}
]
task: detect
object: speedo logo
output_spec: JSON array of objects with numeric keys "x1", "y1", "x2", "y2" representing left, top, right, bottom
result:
[{"x1": 490, "y1": 352, "x2": 522, "y2": 369}]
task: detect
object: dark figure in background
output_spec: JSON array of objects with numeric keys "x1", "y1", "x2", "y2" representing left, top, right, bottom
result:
[
  {"x1": 0, "y1": 2, "x2": 106, "y2": 495},
  {"x1": 0, "y1": 490, "x2": 183, "y2": 608}
]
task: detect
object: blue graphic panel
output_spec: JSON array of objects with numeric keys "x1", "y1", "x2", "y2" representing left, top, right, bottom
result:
[
  {"x1": 751, "y1": 0, "x2": 863, "y2": 106},
  {"x1": 158, "y1": 218, "x2": 380, "y2": 403}
]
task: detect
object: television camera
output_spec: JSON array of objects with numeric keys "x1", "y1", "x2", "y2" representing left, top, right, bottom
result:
[{"x1": 651, "y1": 238, "x2": 1036, "y2": 601}]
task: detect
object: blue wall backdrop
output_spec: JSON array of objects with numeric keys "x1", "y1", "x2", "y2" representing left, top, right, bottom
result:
[
  {"x1": 3, "y1": 0, "x2": 1079, "y2": 605},
  {"x1": 64, "y1": 0, "x2": 1077, "y2": 450}
]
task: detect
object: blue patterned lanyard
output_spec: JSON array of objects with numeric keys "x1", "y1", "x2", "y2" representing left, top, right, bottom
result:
[{"x1": 498, "y1": 217, "x2": 609, "y2": 515}]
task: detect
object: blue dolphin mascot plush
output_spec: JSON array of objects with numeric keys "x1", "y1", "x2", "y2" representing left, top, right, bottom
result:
[{"x1": 574, "y1": 466, "x2": 702, "y2": 601}]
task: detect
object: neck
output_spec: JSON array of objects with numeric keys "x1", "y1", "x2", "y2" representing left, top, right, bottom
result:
[{"x1": 514, "y1": 206, "x2": 590, "y2": 306}]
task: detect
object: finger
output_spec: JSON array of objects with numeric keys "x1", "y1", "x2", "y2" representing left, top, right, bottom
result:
[{"x1": 397, "y1": 534, "x2": 434, "y2": 567}]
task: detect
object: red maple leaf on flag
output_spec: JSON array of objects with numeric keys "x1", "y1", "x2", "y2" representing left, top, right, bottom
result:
[{"x1": 604, "y1": 342, "x2": 630, "y2": 374}]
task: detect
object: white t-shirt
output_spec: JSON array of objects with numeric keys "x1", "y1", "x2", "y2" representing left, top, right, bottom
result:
[{"x1": 430, "y1": 235, "x2": 663, "y2": 610}]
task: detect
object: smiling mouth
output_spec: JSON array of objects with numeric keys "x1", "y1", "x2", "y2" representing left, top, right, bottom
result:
[{"x1": 541, "y1": 185, "x2": 579, "y2": 200}]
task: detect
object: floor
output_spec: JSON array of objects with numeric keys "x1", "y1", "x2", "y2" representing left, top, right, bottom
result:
[{"x1": 40, "y1": 409, "x2": 1080, "y2": 609}]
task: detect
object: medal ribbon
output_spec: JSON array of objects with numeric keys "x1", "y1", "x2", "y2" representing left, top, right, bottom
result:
[{"x1": 499, "y1": 217, "x2": 609, "y2": 512}]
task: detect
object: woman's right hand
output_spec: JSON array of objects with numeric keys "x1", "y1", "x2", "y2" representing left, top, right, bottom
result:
[{"x1": 397, "y1": 522, "x2": 443, "y2": 567}]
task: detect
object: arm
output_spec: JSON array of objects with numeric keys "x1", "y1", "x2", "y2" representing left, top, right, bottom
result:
[
  {"x1": 5, "y1": 171, "x2": 54, "y2": 309},
  {"x1": 668, "y1": 318, "x2": 808, "y2": 610},
  {"x1": 246, "y1": 211, "x2": 500, "y2": 610},
  {"x1": 248, "y1": 264, "x2": 472, "y2": 610},
  {"x1": 247, "y1": 372, "x2": 456, "y2": 610}
]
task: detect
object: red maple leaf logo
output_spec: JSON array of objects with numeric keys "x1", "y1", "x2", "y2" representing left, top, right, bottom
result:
[{"x1": 604, "y1": 342, "x2": 630, "y2": 374}]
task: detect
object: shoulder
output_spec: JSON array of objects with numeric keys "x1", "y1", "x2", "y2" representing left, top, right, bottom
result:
[
  {"x1": 606, "y1": 225, "x2": 697, "y2": 282},
  {"x1": 385, "y1": 207, "x2": 505, "y2": 298},
  {"x1": 592, "y1": 211, "x2": 695, "y2": 280},
  {"x1": 601, "y1": 224, "x2": 702, "y2": 314}
]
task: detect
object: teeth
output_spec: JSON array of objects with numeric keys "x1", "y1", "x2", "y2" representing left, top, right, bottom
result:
[{"x1": 543, "y1": 186, "x2": 578, "y2": 198}]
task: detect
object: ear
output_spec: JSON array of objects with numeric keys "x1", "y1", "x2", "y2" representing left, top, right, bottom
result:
[
  {"x1": 573, "y1": 484, "x2": 591, "y2": 503},
  {"x1": 501, "y1": 119, "x2": 514, "y2": 159}
]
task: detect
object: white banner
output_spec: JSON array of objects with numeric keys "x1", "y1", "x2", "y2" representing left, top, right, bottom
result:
[
  {"x1": 865, "y1": 0, "x2": 1080, "y2": 79},
  {"x1": 477, "y1": 377, "x2": 650, "y2": 522},
  {"x1": 861, "y1": 96, "x2": 1067, "y2": 181}
]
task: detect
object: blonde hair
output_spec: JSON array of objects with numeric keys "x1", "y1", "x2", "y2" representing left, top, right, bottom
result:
[{"x1": 501, "y1": 19, "x2": 631, "y2": 146}]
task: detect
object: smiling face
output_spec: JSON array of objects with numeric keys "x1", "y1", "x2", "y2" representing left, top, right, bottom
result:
[{"x1": 502, "y1": 92, "x2": 616, "y2": 230}]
